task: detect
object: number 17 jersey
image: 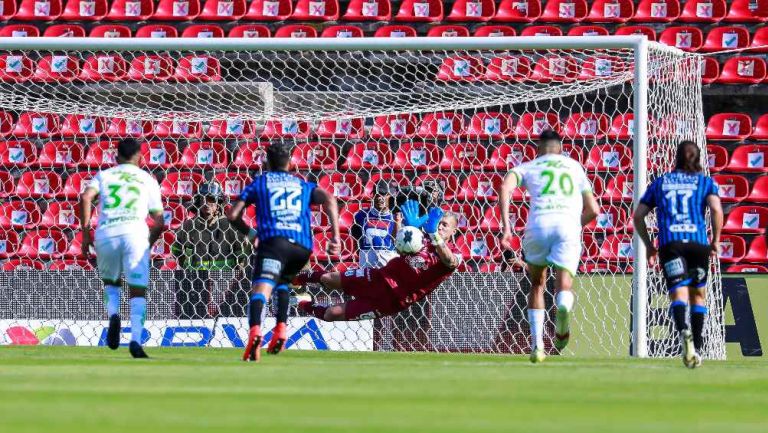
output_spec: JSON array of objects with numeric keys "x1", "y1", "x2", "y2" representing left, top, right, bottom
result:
[{"x1": 510, "y1": 154, "x2": 592, "y2": 230}]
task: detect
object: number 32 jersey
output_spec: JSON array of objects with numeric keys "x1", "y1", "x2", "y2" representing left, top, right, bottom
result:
[
  {"x1": 239, "y1": 171, "x2": 317, "y2": 251},
  {"x1": 510, "y1": 154, "x2": 592, "y2": 230},
  {"x1": 86, "y1": 164, "x2": 163, "y2": 241}
]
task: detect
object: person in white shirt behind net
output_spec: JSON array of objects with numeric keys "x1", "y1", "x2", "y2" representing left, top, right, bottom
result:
[
  {"x1": 79, "y1": 138, "x2": 165, "y2": 359},
  {"x1": 497, "y1": 130, "x2": 599, "y2": 364}
]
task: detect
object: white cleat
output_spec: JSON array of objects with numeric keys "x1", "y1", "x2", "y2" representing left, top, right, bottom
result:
[
  {"x1": 681, "y1": 329, "x2": 697, "y2": 369},
  {"x1": 530, "y1": 348, "x2": 546, "y2": 364},
  {"x1": 289, "y1": 292, "x2": 312, "y2": 308}
]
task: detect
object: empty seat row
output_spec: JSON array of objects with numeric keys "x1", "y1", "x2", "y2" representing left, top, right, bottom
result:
[
  {"x1": 717, "y1": 235, "x2": 768, "y2": 264},
  {"x1": 2, "y1": 0, "x2": 765, "y2": 24},
  {"x1": 0, "y1": 229, "x2": 175, "y2": 260},
  {"x1": 706, "y1": 113, "x2": 768, "y2": 141},
  {"x1": 701, "y1": 57, "x2": 768, "y2": 85}
]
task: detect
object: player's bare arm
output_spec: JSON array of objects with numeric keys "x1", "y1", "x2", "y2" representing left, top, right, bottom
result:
[
  {"x1": 707, "y1": 194, "x2": 723, "y2": 257},
  {"x1": 78, "y1": 186, "x2": 98, "y2": 258},
  {"x1": 148, "y1": 210, "x2": 165, "y2": 246},
  {"x1": 226, "y1": 200, "x2": 257, "y2": 239},
  {"x1": 498, "y1": 171, "x2": 520, "y2": 250},
  {"x1": 312, "y1": 187, "x2": 341, "y2": 255},
  {"x1": 581, "y1": 191, "x2": 600, "y2": 226},
  {"x1": 632, "y1": 203, "x2": 658, "y2": 265}
]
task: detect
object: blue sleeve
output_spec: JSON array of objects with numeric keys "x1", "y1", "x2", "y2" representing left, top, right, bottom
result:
[
  {"x1": 239, "y1": 183, "x2": 254, "y2": 204},
  {"x1": 640, "y1": 179, "x2": 657, "y2": 208},
  {"x1": 706, "y1": 176, "x2": 719, "y2": 197}
]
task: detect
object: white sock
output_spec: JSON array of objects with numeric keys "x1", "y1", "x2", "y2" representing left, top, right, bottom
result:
[
  {"x1": 528, "y1": 309, "x2": 545, "y2": 351},
  {"x1": 556, "y1": 291, "x2": 575, "y2": 313},
  {"x1": 555, "y1": 291, "x2": 574, "y2": 336},
  {"x1": 130, "y1": 297, "x2": 147, "y2": 344},
  {"x1": 105, "y1": 285, "x2": 121, "y2": 317}
]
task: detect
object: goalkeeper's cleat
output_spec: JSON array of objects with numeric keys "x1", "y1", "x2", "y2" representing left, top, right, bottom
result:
[
  {"x1": 681, "y1": 329, "x2": 696, "y2": 369},
  {"x1": 554, "y1": 332, "x2": 570, "y2": 352},
  {"x1": 530, "y1": 348, "x2": 546, "y2": 364},
  {"x1": 290, "y1": 293, "x2": 312, "y2": 308},
  {"x1": 267, "y1": 322, "x2": 288, "y2": 355},
  {"x1": 106, "y1": 314, "x2": 121, "y2": 350},
  {"x1": 128, "y1": 341, "x2": 149, "y2": 359},
  {"x1": 242, "y1": 326, "x2": 262, "y2": 362}
]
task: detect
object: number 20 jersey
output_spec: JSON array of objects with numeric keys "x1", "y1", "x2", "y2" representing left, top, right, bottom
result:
[
  {"x1": 239, "y1": 171, "x2": 316, "y2": 251},
  {"x1": 86, "y1": 164, "x2": 163, "y2": 241}
]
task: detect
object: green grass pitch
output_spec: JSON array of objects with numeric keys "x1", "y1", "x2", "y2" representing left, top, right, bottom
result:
[{"x1": 0, "y1": 347, "x2": 766, "y2": 433}]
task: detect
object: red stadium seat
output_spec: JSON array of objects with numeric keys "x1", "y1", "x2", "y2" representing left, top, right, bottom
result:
[
  {"x1": 679, "y1": 0, "x2": 726, "y2": 22},
  {"x1": 463, "y1": 113, "x2": 514, "y2": 139},
  {"x1": 416, "y1": 112, "x2": 465, "y2": 138},
  {"x1": 598, "y1": 234, "x2": 634, "y2": 263},
  {"x1": 440, "y1": 143, "x2": 490, "y2": 171},
  {"x1": 726, "y1": 264, "x2": 768, "y2": 273},
  {"x1": 291, "y1": 0, "x2": 339, "y2": 20},
  {"x1": 700, "y1": 56, "x2": 720, "y2": 84},
  {"x1": 561, "y1": 143, "x2": 586, "y2": 164},
  {"x1": 135, "y1": 24, "x2": 178, "y2": 38},
  {"x1": 717, "y1": 234, "x2": 747, "y2": 264},
  {"x1": 206, "y1": 117, "x2": 257, "y2": 138},
  {"x1": 744, "y1": 236, "x2": 768, "y2": 263},
  {"x1": 40, "y1": 201, "x2": 81, "y2": 230},
  {"x1": 261, "y1": 119, "x2": 310, "y2": 138},
  {"x1": 585, "y1": 0, "x2": 633, "y2": 22},
  {"x1": 706, "y1": 144, "x2": 728, "y2": 172},
  {"x1": 494, "y1": 0, "x2": 541, "y2": 22},
  {"x1": 107, "y1": 0, "x2": 154, "y2": 20},
  {"x1": 153, "y1": 119, "x2": 203, "y2": 138},
  {"x1": 586, "y1": 144, "x2": 632, "y2": 172},
  {"x1": 105, "y1": 117, "x2": 154, "y2": 137},
  {"x1": 15, "y1": 0, "x2": 62, "y2": 20},
  {"x1": 706, "y1": 113, "x2": 752, "y2": 140},
  {"x1": 395, "y1": 0, "x2": 443, "y2": 21},
  {"x1": 613, "y1": 25, "x2": 656, "y2": 41},
  {"x1": 160, "y1": 171, "x2": 205, "y2": 200},
  {"x1": 140, "y1": 141, "x2": 179, "y2": 169},
  {"x1": 232, "y1": 141, "x2": 268, "y2": 170},
  {"x1": 606, "y1": 114, "x2": 635, "y2": 140},
  {"x1": 540, "y1": 0, "x2": 587, "y2": 22},
  {"x1": 181, "y1": 24, "x2": 225, "y2": 38},
  {"x1": 712, "y1": 174, "x2": 749, "y2": 203},
  {"x1": 473, "y1": 25, "x2": 516, "y2": 37},
  {"x1": 32, "y1": 55, "x2": 80, "y2": 82},
  {"x1": 724, "y1": 206, "x2": 768, "y2": 234},
  {"x1": 178, "y1": 141, "x2": 228, "y2": 169},
  {"x1": 752, "y1": 114, "x2": 768, "y2": 140},
  {"x1": 313, "y1": 233, "x2": 354, "y2": 261},
  {"x1": 342, "y1": 142, "x2": 394, "y2": 170},
  {"x1": 370, "y1": 114, "x2": 417, "y2": 138},
  {"x1": 531, "y1": 55, "x2": 579, "y2": 82},
  {"x1": 199, "y1": 0, "x2": 246, "y2": 20},
  {"x1": 18, "y1": 229, "x2": 68, "y2": 259},
  {"x1": 49, "y1": 259, "x2": 94, "y2": 270},
  {"x1": 436, "y1": 56, "x2": 484, "y2": 81},
  {"x1": 426, "y1": 25, "x2": 470, "y2": 37},
  {"x1": 0, "y1": 0, "x2": 18, "y2": 20},
  {"x1": 343, "y1": 0, "x2": 391, "y2": 20},
  {"x1": 173, "y1": 55, "x2": 221, "y2": 82},
  {"x1": 0, "y1": 230, "x2": 20, "y2": 258},
  {"x1": 658, "y1": 26, "x2": 703, "y2": 52},
  {"x1": 456, "y1": 173, "x2": 503, "y2": 201},
  {"x1": 724, "y1": 0, "x2": 768, "y2": 23},
  {"x1": 79, "y1": 54, "x2": 128, "y2": 82},
  {"x1": 0, "y1": 171, "x2": 14, "y2": 198},
  {"x1": 716, "y1": 57, "x2": 767, "y2": 85},
  {"x1": 83, "y1": 140, "x2": 117, "y2": 168},
  {"x1": 750, "y1": 27, "x2": 768, "y2": 53},
  {"x1": 415, "y1": 173, "x2": 460, "y2": 200},
  {"x1": 64, "y1": 230, "x2": 94, "y2": 259},
  {"x1": 727, "y1": 145, "x2": 768, "y2": 173},
  {"x1": 478, "y1": 205, "x2": 528, "y2": 232},
  {"x1": 3, "y1": 259, "x2": 46, "y2": 271},
  {"x1": 0, "y1": 55, "x2": 34, "y2": 83},
  {"x1": 0, "y1": 200, "x2": 42, "y2": 229},
  {"x1": 0, "y1": 140, "x2": 36, "y2": 169},
  {"x1": 213, "y1": 172, "x2": 252, "y2": 200},
  {"x1": 455, "y1": 232, "x2": 502, "y2": 262},
  {"x1": 313, "y1": 205, "x2": 356, "y2": 233},
  {"x1": 43, "y1": 24, "x2": 86, "y2": 37},
  {"x1": 513, "y1": 112, "x2": 561, "y2": 139},
  {"x1": 374, "y1": 25, "x2": 417, "y2": 37},
  {"x1": 601, "y1": 174, "x2": 633, "y2": 202},
  {"x1": 128, "y1": 55, "x2": 175, "y2": 81},
  {"x1": 37, "y1": 141, "x2": 85, "y2": 168},
  {"x1": 291, "y1": 142, "x2": 338, "y2": 170},
  {"x1": 487, "y1": 142, "x2": 536, "y2": 171},
  {"x1": 274, "y1": 24, "x2": 317, "y2": 37},
  {"x1": 361, "y1": 173, "x2": 409, "y2": 199},
  {"x1": 152, "y1": 0, "x2": 200, "y2": 20},
  {"x1": 519, "y1": 25, "x2": 563, "y2": 37},
  {"x1": 61, "y1": 0, "x2": 107, "y2": 20},
  {"x1": 228, "y1": 24, "x2": 271, "y2": 38},
  {"x1": 584, "y1": 205, "x2": 628, "y2": 233},
  {"x1": 61, "y1": 171, "x2": 96, "y2": 199},
  {"x1": 89, "y1": 24, "x2": 132, "y2": 37},
  {"x1": 13, "y1": 112, "x2": 60, "y2": 138},
  {"x1": 447, "y1": 0, "x2": 495, "y2": 21},
  {"x1": 564, "y1": 112, "x2": 610, "y2": 139},
  {"x1": 393, "y1": 142, "x2": 443, "y2": 170},
  {"x1": 318, "y1": 173, "x2": 364, "y2": 200},
  {"x1": 578, "y1": 55, "x2": 627, "y2": 80},
  {"x1": 484, "y1": 55, "x2": 532, "y2": 82},
  {"x1": 0, "y1": 25, "x2": 39, "y2": 37},
  {"x1": 316, "y1": 118, "x2": 365, "y2": 139},
  {"x1": 320, "y1": 25, "x2": 365, "y2": 38},
  {"x1": 567, "y1": 25, "x2": 610, "y2": 36},
  {"x1": 632, "y1": 0, "x2": 680, "y2": 22},
  {"x1": 245, "y1": 0, "x2": 291, "y2": 20},
  {"x1": 443, "y1": 203, "x2": 482, "y2": 231}
]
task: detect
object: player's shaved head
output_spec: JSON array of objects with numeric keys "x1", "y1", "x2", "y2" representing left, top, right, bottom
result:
[
  {"x1": 675, "y1": 140, "x2": 703, "y2": 174},
  {"x1": 537, "y1": 129, "x2": 562, "y2": 155},
  {"x1": 439, "y1": 211, "x2": 460, "y2": 239},
  {"x1": 267, "y1": 142, "x2": 293, "y2": 171},
  {"x1": 117, "y1": 138, "x2": 141, "y2": 164}
]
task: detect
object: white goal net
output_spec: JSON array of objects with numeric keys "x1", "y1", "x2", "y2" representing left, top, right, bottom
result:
[{"x1": 0, "y1": 37, "x2": 724, "y2": 359}]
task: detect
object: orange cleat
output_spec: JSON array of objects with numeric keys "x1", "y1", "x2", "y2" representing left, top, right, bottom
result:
[
  {"x1": 242, "y1": 325, "x2": 262, "y2": 362},
  {"x1": 267, "y1": 322, "x2": 288, "y2": 355}
]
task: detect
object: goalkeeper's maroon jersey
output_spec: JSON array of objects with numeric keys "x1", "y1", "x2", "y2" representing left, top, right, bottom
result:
[{"x1": 377, "y1": 240, "x2": 460, "y2": 308}]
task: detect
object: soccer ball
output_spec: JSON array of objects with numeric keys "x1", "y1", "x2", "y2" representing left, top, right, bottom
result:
[{"x1": 395, "y1": 226, "x2": 424, "y2": 254}]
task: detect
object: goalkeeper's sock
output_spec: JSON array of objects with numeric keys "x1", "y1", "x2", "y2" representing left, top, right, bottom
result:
[
  {"x1": 527, "y1": 309, "x2": 545, "y2": 351},
  {"x1": 105, "y1": 285, "x2": 121, "y2": 317},
  {"x1": 129, "y1": 297, "x2": 146, "y2": 344},
  {"x1": 555, "y1": 291, "x2": 574, "y2": 336},
  {"x1": 248, "y1": 293, "x2": 267, "y2": 327},
  {"x1": 670, "y1": 300, "x2": 689, "y2": 334},
  {"x1": 691, "y1": 304, "x2": 707, "y2": 351},
  {"x1": 275, "y1": 285, "x2": 290, "y2": 324}
]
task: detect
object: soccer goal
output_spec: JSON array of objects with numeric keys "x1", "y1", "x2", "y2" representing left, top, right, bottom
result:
[{"x1": 0, "y1": 36, "x2": 724, "y2": 359}]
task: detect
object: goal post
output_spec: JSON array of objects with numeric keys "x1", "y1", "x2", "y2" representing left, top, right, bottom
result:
[{"x1": 0, "y1": 36, "x2": 724, "y2": 359}]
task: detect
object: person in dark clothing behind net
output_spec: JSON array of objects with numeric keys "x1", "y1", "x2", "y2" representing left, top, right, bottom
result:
[{"x1": 172, "y1": 181, "x2": 255, "y2": 319}]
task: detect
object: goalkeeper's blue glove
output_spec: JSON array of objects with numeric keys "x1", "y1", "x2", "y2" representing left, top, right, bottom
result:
[
  {"x1": 424, "y1": 207, "x2": 445, "y2": 246},
  {"x1": 401, "y1": 200, "x2": 428, "y2": 228}
]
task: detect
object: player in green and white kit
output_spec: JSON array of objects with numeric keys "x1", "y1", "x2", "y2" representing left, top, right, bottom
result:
[
  {"x1": 498, "y1": 130, "x2": 600, "y2": 363},
  {"x1": 79, "y1": 138, "x2": 165, "y2": 358}
]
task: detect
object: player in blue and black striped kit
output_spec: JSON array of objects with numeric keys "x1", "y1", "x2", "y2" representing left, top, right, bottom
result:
[
  {"x1": 227, "y1": 142, "x2": 340, "y2": 362},
  {"x1": 633, "y1": 140, "x2": 723, "y2": 368}
]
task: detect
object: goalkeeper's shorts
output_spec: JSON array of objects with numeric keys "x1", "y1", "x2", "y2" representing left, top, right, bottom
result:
[{"x1": 95, "y1": 234, "x2": 151, "y2": 288}]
